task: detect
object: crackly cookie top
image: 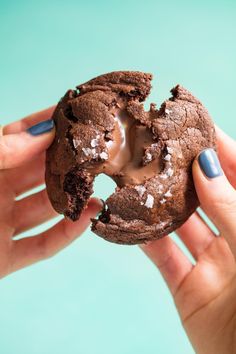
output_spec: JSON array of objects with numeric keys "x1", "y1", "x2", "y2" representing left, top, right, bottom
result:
[{"x1": 45, "y1": 71, "x2": 216, "y2": 244}]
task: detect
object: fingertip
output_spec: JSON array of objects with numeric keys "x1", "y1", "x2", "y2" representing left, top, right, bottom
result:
[
  {"x1": 86, "y1": 197, "x2": 104, "y2": 216},
  {"x1": 192, "y1": 149, "x2": 223, "y2": 185},
  {"x1": 191, "y1": 149, "x2": 236, "y2": 220}
]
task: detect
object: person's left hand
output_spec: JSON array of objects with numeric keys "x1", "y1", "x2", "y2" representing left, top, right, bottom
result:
[{"x1": 0, "y1": 107, "x2": 102, "y2": 278}]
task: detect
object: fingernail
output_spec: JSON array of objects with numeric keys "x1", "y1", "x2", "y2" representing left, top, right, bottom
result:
[
  {"x1": 198, "y1": 148, "x2": 223, "y2": 179},
  {"x1": 27, "y1": 119, "x2": 54, "y2": 136}
]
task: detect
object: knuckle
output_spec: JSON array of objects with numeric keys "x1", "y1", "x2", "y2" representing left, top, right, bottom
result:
[
  {"x1": 0, "y1": 138, "x2": 10, "y2": 170},
  {"x1": 0, "y1": 142, "x2": 6, "y2": 169},
  {"x1": 39, "y1": 189, "x2": 49, "y2": 208},
  {"x1": 36, "y1": 236, "x2": 51, "y2": 260},
  {"x1": 210, "y1": 193, "x2": 236, "y2": 217},
  {"x1": 62, "y1": 221, "x2": 74, "y2": 243}
]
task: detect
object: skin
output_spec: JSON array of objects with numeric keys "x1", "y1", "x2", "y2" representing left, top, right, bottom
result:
[
  {"x1": 1, "y1": 108, "x2": 236, "y2": 353},
  {"x1": 0, "y1": 107, "x2": 102, "y2": 278},
  {"x1": 141, "y1": 126, "x2": 236, "y2": 354}
]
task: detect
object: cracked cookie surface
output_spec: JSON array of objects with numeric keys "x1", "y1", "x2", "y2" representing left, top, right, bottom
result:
[{"x1": 45, "y1": 71, "x2": 216, "y2": 244}]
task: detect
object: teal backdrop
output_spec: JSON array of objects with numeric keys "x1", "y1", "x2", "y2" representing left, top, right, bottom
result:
[{"x1": 0, "y1": 1, "x2": 236, "y2": 353}]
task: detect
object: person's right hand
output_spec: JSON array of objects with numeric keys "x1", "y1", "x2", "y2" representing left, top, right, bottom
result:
[{"x1": 141, "y1": 127, "x2": 236, "y2": 354}]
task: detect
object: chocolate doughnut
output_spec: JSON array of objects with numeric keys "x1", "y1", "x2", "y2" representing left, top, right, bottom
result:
[{"x1": 45, "y1": 71, "x2": 216, "y2": 244}]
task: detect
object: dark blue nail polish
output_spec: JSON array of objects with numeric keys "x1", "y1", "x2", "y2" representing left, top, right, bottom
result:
[
  {"x1": 198, "y1": 149, "x2": 223, "y2": 179},
  {"x1": 27, "y1": 119, "x2": 54, "y2": 136}
]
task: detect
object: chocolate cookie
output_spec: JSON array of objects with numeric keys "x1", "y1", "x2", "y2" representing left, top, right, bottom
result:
[{"x1": 45, "y1": 71, "x2": 216, "y2": 245}]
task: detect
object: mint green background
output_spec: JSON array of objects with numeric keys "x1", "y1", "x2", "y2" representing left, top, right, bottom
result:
[{"x1": 0, "y1": 1, "x2": 236, "y2": 353}]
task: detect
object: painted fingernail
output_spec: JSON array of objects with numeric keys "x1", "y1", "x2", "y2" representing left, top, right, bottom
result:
[
  {"x1": 198, "y1": 148, "x2": 223, "y2": 179},
  {"x1": 27, "y1": 119, "x2": 54, "y2": 136}
]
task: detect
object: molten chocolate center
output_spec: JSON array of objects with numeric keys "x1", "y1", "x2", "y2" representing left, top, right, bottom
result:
[{"x1": 100, "y1": 110, "x2": 161, "y2": 187}]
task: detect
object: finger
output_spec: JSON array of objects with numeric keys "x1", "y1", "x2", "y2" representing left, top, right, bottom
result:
[
  {"x1": 2, "y1": 106, "x2": 55, "y2": 134},
  {"x1": 176, "y1": 211, "x2": 216, "y2": 260},
  {"x1": 0, "y1": 120, "x2": 55, "y2": 169},
  {"x1": 11, "y1": 198, "x2": 103, "y2": 272},
  {"x1": 174, "y1": 236, "x2": 235, "y2": 324},
  {"x1": 140, "y1": 236, "x2": 193, "y2": 296},
  {"x1": 4, "y1": 152, "x2": 46, "y2": 196},
  {"x1": 194, "y1": 148, "x2": 236, "y2": 257},
  {"x1": 12, "y1": 189, "x2": 58, "y2": 236},
  {"x1": 215, "y1": 125, "x2": 236, "y2": 187}
]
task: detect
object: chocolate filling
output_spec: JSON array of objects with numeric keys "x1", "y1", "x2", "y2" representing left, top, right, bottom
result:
[{"x1": 87, "y1": 110, "x2": 162, "y2": 187}]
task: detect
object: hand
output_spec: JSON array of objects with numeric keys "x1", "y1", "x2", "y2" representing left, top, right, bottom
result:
[
  {"x1": 141, "y1": 127, "x2": 236, "y2": 354},
  {"x1": 0, "y1": 108, "x2": 102, "y2": 278}
]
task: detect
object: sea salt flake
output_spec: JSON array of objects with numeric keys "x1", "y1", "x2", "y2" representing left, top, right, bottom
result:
[
  {"x1": 164, "y1": 190, "x2": 172, "y2": 198},
  {"x1": 164, "y1": 154, "x2": 171, "y2": 161},
  {"x1": 157, "y1": 184, "x2": 164, "y2": 194},
  {"x1": 100, "y1": 151, "x2": 108, "y2": 160},
  {"x1": 144, "y1": 194, "x2": 154, "y2": 208},
  {"x1": 91, "y1": 148, "x2": 98, "y2": 157},
  {"x1": 167, "y1": 147, "x2": 173, "y2": 154},
  {"x1": 151, "y1": 143, "x2": 158, "y2": 149},
  {"x1": 160, "y1": 169, "x2": 174, "y2": 179},
  {"x1": 82, "y1": 147, "x2": 92, "y2": 156},
  {"x1": 135, "y1": 185, "x2": 146, "y2": 197},
  {"x1": 160, "y1": 174, "x2": 168, "y2": 180},
  {"x1": 91, "y1": 135, "x2": 100, "y2": 147},
  {"x1": 160, "y1": 198, "x2": 166, "y2": 204},
  {"x1": 73, "y1": 139, "x2": 81, "y2": 148},
  {"x1": 82, "y1": 147, "x2": 98, "y2": 158},
  {"x1": 165, "y1": 109, "x2": 171, "y2": 115},
  {"x1": 145, "y1": 152, "x2": 153, "y2": 162},
  {"x1": 159, "y1": 221, "x2": 167, "y2": 228},
  {"x1": 166, "y1": 168, "x2": 174, "y2": 177}
]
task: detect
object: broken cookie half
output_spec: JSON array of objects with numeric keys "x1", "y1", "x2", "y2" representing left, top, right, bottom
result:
[{"x1": 45, "y1": 71, "x2": 216, "y2": 245}]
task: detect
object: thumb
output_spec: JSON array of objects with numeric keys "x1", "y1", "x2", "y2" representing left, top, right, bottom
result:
[
  {"x1": 0, "y1": 119, "x2": 55, "y2": 169},
  {"x1": 193, "y1": 148, "x2": 236, "y2": 257}
]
